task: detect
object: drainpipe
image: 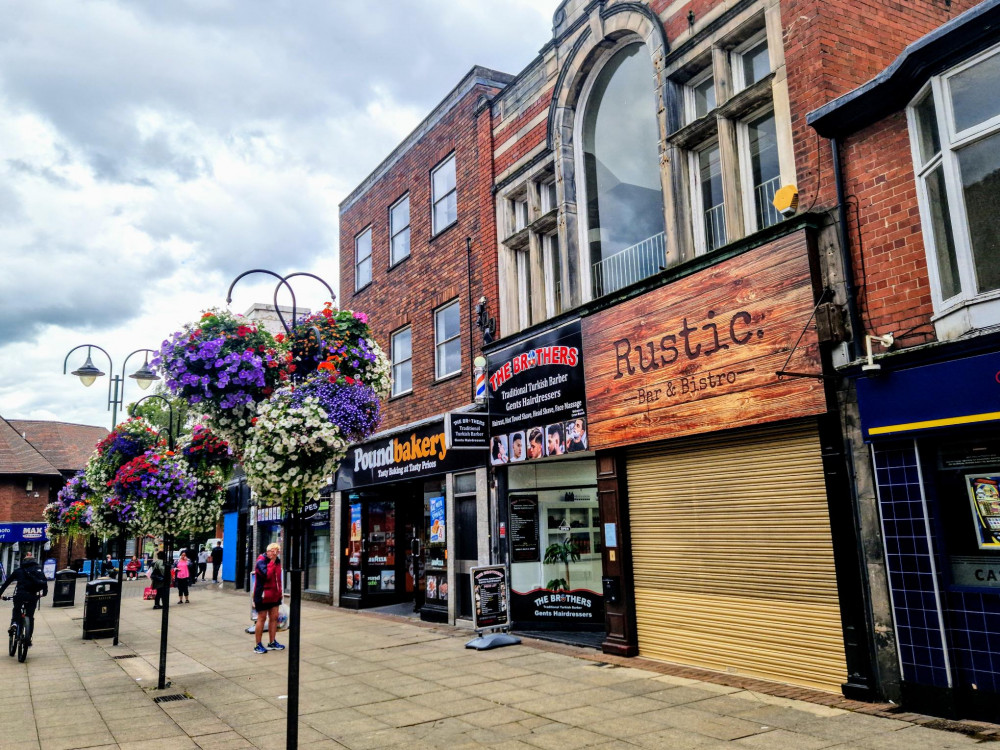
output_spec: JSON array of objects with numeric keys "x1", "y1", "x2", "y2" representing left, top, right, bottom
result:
[{"x1": 831, "y1": 136, "x2": 864, "y2": 362}]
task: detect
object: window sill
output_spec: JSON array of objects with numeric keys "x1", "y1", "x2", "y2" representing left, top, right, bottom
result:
[
  {"x1": 389, "y1": 389, "x2": 413, "y2": 402},
  {"x1": 932, "y1": 293, "x2": 1000, "y2": 341},
  {"x1": 501, "y1": 226, "x2": 530, "y2": 251},
  {"x1": 388, "y1": 255, "x2": 410, "y2": 272},
  {"x1": 430, "y1": 220, "x2": 458, "y2": 243},
  {"x1": 353, "y1": 281, "x2": 372, "y2": 296},
  {"x1": 432, "y1": 371, "x2": 463, "y2": 386}
]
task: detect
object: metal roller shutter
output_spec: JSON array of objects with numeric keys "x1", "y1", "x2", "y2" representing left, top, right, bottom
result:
[{"x1": 627, "y1": 422, "x2": 847, "y2": 692}]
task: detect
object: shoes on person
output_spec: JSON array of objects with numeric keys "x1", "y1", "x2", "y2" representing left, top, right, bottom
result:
[
  {"x1": 184, "y1": 599, "x2": 190, "y2": 603},
  {"x1": 267, "y1": 640, "x2": 285, "y2": 651},
  {"x1": 253, "y1": 643, "x2": 267, "y2": 655},
  {"x1": 245, "y1": 625, "x2": 256, "y2": 634},
  {"x1": 152, "y1": 605, "x2": 162, "y2": 610},
  {"x1": 7, "y1": 625, "x2": 15, "y2": 636}
]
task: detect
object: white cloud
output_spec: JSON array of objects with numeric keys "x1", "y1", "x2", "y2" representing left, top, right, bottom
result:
[{"x1": 0, "y1": 0, "x2": 559, "y2": 428}]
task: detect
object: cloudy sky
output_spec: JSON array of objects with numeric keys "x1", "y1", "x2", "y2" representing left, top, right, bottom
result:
[{"x1": 0, "y1": 0, "x2": 558, "y2": 430}]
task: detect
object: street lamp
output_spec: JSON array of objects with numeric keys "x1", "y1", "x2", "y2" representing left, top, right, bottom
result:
[
  {"x1": 130, "y1": 394, "x2": 176, "y2": 691},
  {"x1": 63, "y1": 344, "x2": 160, "y2": 642},
  {"x1": 227, "y1": 268, "x2": 334, "y2": 750}
]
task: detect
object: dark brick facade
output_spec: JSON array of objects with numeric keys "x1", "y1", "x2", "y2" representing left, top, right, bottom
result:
[{"x1": 339, "y1": 69, "x2": 510, "y2": 431}]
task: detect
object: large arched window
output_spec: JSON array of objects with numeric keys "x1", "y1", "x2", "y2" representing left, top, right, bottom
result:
[{"x1": 581, "y1": 42, "x2": 665, "y2": 298}]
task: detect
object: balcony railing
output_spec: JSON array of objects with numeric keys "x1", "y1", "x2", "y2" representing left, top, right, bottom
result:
[
  {"x1": 755, "y1": 175, "x2": 782, "y2": 230},
  {"x1": 703, "y1": 203, "x2": 726, "y2": 253},
  {"x1": 591, "y1": 231, "x2": 665, "y2": 298}
]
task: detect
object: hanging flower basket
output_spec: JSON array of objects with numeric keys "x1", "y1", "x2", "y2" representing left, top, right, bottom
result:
[
  {"x1": 112, "y1": 451, "x2": 198, "y2": 537},
  {"x1": 85, "y1": 418, "x2": 163, "y2": 494},
  {"x1": 43, "y1": 502, "x2": 67, "y2": 538},
  {"x1": 289, "y1": 305, "x2": 391, "y2": 395},
  {"x1": 154, "y1": 309, "x2": 284, "y2": 453},
  {"x1": 55, "y1": 471, "x2": 95, "y2": 536}
]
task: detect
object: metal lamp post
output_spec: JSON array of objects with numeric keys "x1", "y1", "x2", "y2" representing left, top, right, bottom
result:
[
  {"x1": 129, "y1": 394, "x2": 176, "y2": 690},
  {"x1": 64, "y1": 345, "x2": 160, "y2": 644},
  {"x1": 226, "y1": 269, "x2": 334, "y2": 750}
]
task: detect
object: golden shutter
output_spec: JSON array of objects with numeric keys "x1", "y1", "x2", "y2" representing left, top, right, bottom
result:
[{"x1": 626, "y1": 421, "x2": 848, "y2": 692}]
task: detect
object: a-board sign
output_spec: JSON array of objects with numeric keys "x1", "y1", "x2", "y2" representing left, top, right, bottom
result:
[{"x1": 471, "y1": 565, "x2": 510, "y2": 631}]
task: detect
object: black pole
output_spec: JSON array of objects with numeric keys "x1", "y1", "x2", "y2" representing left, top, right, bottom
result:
[
  {"x1": 286, "y1": 508, "x2": 303, "y2": 750},
  {"x1": 113, "y1": 531, "x2": 125, "y2": 645},
  {"x1": 157, "y1": 533, "x2": 172, "y2": 690}
]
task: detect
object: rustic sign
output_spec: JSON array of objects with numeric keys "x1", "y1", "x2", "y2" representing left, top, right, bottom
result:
[{"x1": 582, "y1": 232, "x2": 826, "y2": 450}]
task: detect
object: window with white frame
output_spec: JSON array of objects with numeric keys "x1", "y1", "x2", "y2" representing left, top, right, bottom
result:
[
  {"x1": 909, "y1": 45, "x2": 1000, "y2": 317},
  {"x1": 390, "y1": 194, "x2": 410, "y2": 265},
  {"x1": 739, "y1": 109, "x2": 781, "y2": 231},
  {"x1": 355, "y1": 227, "x2": 372, "y2": 291},
  {"x1": 542, "y1": 233, "x2": 563, "y2": 318},
  {"x1": 686, "y1": 69, "x2": 716, "y2": 124},
  {"x1": 732, "y1": 32, "x2": 770, "y2": 92},
  {"x1": 431, "y1": 153, "x2": 457, "y2": 234},
  {"x1": 510, "y1": 195, "x2": 528, "y2": 234},
  {"x1": 692, "y1": 142, "x2": 726, "y2": 253},
  {"x1": 516, "y1": 250, "x2": 532, "y2": 329},
  {"x1": 540, "y1": 179, "x2": 557, "y2": 214},
  {"x1": 390, "y1": 326, "x2": 412, "y2": 396},
  {"x1": 434, "y1": 300, "x2": 461, "y2": 378}
]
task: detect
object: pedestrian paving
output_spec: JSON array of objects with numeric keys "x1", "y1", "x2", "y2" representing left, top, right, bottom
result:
[{"x1": 0, "y1": 578, "x2": 996, "y2": 749}]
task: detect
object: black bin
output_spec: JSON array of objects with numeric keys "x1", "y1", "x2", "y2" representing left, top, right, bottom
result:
[
  {"x1": 52, "y1": 569, "x2": 77, "y2": 608},
  {"x1": 82, "y1": 579, "x2": 119, "y2": 639}
]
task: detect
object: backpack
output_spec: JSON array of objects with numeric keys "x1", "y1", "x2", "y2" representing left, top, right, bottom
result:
[{"x1": 19, "y1": 566, "x2": 46, "y2": 594}]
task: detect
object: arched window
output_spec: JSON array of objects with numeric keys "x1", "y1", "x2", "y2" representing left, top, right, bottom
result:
[{"x1": 581, "y1": 42, "x2": 666, "y2": 298}]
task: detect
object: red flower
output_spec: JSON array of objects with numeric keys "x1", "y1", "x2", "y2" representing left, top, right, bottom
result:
[
  {"x1": 236, "y1": 325, "x2": 252, "y2": 337},
  {"x1": 275, "y1": 334, "x2": 285, "y2": 343}
]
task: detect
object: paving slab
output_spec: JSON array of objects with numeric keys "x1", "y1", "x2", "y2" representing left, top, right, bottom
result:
[{"x1": 3, "y1": 580, "x2": 996, "y2": 749}]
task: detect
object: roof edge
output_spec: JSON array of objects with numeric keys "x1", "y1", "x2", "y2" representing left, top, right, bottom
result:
[{"x1": 808, "y1": 0, "x2": 1000, "y2": 138}]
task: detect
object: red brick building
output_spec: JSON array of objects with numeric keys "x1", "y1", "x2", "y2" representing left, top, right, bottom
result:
[
  {"x1": 809, "y1": 0, "x2": 1000, "y2": 719},
  {"x1": 334, "y1": 67, "x2": 512, "y2": 622},
  {"x1": 0, "y1": 417, "x2": 106, "y2": 574}
]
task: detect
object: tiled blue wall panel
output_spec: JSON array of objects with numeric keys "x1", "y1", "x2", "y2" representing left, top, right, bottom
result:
[{"x1": 874, "y1": 444, "x2": 950, "y2": 689}]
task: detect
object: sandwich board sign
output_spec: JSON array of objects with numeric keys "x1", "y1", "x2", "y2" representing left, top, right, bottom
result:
[{"x1": 466, "y1": 564, "x2": 520, "y2": 651}]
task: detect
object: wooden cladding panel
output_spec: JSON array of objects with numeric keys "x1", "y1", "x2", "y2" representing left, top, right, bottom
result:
[{"x1": 582, "y1": 232, "x2": 826, "y2": 451}]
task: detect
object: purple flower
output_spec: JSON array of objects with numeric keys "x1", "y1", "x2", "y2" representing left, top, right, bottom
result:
[{"x1": 288, "y1": 379, "x2": 381, "y2": 442}]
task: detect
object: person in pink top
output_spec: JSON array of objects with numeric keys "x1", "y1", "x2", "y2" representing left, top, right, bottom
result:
[
  {"x1": 252, "y1": 543, "x2": 284, "y2": 654},
  {"x1": 174, "y1": 551, "x2": 192, "y2": 604}
]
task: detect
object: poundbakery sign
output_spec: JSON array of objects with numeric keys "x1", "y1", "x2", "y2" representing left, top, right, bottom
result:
[{"x1": 336, "y1": 419, "x2": 486, "y2": 489}]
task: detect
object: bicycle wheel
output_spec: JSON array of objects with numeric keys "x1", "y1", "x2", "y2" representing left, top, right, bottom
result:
[
  {"x1": 7, "y1": 625, "x2": 14, "y2": 657},
  {"x1": 17, "y1": 617, "x2": 30, "y2": 662}
]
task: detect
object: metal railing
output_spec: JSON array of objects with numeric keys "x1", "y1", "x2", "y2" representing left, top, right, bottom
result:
[
  {"x1": 755, "y1": 175, "x2": 782, "y2": 230},
  {"x1": 591, "y1": 231, "x2": 666, "y2": 298},
  {"x1": 704, "y1": 203, "x2": 727, "y2": 253}
]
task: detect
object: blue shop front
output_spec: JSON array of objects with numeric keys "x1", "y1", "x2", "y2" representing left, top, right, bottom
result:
[{"x1": 857, "y1": 348, "x2": 1000, "y2": 720}]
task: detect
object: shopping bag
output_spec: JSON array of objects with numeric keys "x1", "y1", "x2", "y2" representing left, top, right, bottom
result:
[
  {"x1": 143, "y1": 587, "x2": 156, "y2": 600},
  {"x1": 277, "y1": 603, "x2": 290, "y2": 631}
]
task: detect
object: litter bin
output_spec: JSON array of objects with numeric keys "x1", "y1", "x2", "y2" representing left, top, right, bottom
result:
[
  {"x1": 52, "y1": 569, "x2": 77, "y2": 608},
  {"x1": 82, "y1": 579, "x2": 119, "y2": 639}
]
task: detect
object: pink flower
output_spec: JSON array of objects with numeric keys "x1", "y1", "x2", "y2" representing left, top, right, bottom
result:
[{"x1": 353, "y1": 312, "x2": 368, "y2": 324}]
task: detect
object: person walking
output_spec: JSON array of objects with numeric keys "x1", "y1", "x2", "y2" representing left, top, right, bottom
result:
[
  {"x1": 210, "y1": 542, "x2": 223, "y2": 584},
  {"x1": 174, "y1": 551, "x2": 192, "y2": 604},
  {"x1": 197, "y1": 547, "x2": 209, "y2": 580},
  {"x1": 151, "y1": 552, "x2": 168, "y2": 609},
  {"x1": 252, "y1": 543, "x2": 284, "y2": 654}
]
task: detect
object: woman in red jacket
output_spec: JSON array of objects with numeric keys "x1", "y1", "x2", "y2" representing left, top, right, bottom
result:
[{"x1": 252, "y1": 543, "x2": 284, "y2": 654}]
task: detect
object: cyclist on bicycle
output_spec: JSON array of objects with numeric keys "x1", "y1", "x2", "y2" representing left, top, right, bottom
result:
[{"x1": 0, "y1": 552, "x2": 48, "y2": 643}]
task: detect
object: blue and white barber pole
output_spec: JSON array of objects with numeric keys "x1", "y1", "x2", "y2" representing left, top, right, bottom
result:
[{"x1": 474, "y1": 356, "x2": 487, "y2": 404}]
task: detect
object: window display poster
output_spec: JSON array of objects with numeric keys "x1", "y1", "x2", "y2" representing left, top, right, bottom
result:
[
  {"x1": 967, "y1": 474, "x2": 1000, "y2": 549},
  {"x1": 350, "y1": 503, "x2": 361, "y2": 542},
  {"x1": 510, "y1": 495, "x2": 540, "y2": 562},
  {"x1": 430, "y1": 496, "x2": 446, "y2": 543}
]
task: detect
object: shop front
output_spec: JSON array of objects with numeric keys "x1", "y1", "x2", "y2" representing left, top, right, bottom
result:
[
  {"x1": 486, "y1": 319, "x2": 603, "y2": 640},
  {"x1": 581, "y1": 232, "x2": 857, "y2": 692},
  {"x1": 857, "y1": 347, "x2": 1000, "y2": 719},
  {"x1": 335, "y1": 416, "x2": 488, "y2": 622},
  {"x1": 0, "y1": 522, "x2": 48, "y2": 580}
]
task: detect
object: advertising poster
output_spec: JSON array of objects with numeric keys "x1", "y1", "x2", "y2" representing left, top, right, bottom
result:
[
  {"x1": 430, "y1": 496, "x2": 446, "y2": 543},
  {"x1": 967, "y1": 474, "x2": 1000, "y2": 549},
  {"x1": 471, "y1": 565, "x2": 510, "y2": 630},
  {"x1": 350, "y1": 504, "x2": 362, "y2": 542},
  {"x1": 509, "y1": 495, "x2": 540, "y2": 562},
  {"x1": 487, "y1": 319, "x2": 588, "y2": 463}
]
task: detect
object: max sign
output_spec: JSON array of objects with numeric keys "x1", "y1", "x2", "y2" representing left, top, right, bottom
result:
[
  {"x1": 582, "y1": 232, "x2": 827, "y2": 450},
  {"x1": 0, "y1": 524, "x2": 48, "y2": 543}
]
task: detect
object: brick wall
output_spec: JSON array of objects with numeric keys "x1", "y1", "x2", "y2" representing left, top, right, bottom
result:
[
  {"x1": 0, "y1": 477, "x2": 54, "y2": 522},
  {"x1": 339, "y1": 84, "x2": 502, "y2": 432},
  {"x1": 782, "y1": 0, "x2": 980, "y2": 210},
  {"x1": 841, "y1": 114, "x2": 936, "y2": 348}
]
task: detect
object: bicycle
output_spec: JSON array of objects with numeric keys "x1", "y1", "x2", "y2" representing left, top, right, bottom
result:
[{"x1": 2, "y1": 595, "x2": 35, "y2": 663}]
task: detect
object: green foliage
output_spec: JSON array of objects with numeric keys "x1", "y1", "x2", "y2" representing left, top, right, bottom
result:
[
  {"x1": 543, "y1": 540, "x2": 580, "y2": 592},
  {"x1": 128, "y1": 385, "x2": 191, "y2": 441}
]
